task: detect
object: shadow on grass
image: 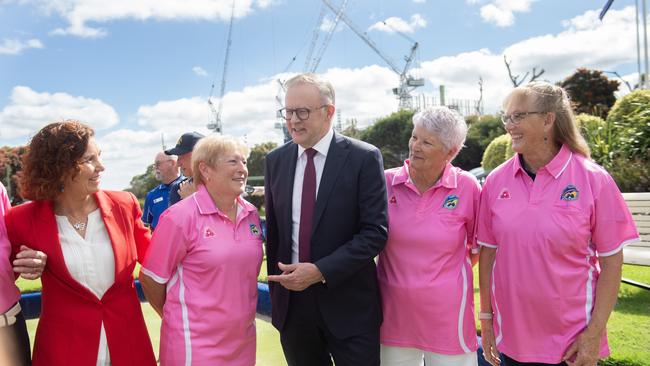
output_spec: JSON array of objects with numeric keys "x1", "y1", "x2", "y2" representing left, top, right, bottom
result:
[{"x1": 613, "y1": 284, "x2": 650, "y2": 316}]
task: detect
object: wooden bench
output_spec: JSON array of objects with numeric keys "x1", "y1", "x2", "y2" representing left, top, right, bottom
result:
[
  {"x1": 621, "y1": 192, "x2": 650, "y2": 290},
  {"x1": 622, "y1": 192, "x2": 650, "y2": 266}
]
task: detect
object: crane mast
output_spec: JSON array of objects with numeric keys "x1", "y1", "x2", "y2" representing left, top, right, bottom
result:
[{"x1": 207, "y1": 0, "x2": 236, "y2": 133}]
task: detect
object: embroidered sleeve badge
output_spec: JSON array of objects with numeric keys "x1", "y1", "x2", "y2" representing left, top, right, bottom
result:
[
  {"x1": 249, "y1": 223, "x2": 260, "y2": 236},
  {"x1": 561, "y1": 184, "x2": 579, "y2": 201},
  {"x1": 443, "y1": 194, "x2": 459, "y2": 209}
]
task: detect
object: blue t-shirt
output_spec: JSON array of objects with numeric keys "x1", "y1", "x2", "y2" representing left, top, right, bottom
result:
[{"x1": 142, "y1": 175, "x2": 184, "y2": 230}]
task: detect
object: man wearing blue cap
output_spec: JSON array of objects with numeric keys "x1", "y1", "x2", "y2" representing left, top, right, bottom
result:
[{"x1": 165, "y1": 131, "x2": 204, "y2": 205}]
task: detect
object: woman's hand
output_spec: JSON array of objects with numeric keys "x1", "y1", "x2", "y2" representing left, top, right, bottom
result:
[
  {"x1": 562, "y1": 330, "x2": 600, "y2": 366},
  {"x1": 481, "y1": 320, "x2": 501, "y2": 366},
  {"x1": 13, "y1": 245, "x2": 47, "y2": 280}
]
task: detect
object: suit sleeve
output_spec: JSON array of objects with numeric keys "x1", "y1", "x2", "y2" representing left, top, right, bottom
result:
[
  {"x1": 314, "y1": 147, "x2": 388, "y2": 288},
  {"x1": 128, "y1": 192, "x2": 152, "y2": 263},
  {"x1": 264, "y1": 153, "x2": 280, "y2": 294}
]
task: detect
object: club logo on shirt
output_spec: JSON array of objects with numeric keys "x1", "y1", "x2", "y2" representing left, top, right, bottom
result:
[
  {"x1": 498, "y1": 189, "x2": 511, "y2": 200},
  {"x1": 389, "y1": 196, "x2": 397, "y2": 204},
  {"x1": 249, "y1": 224, "x2": 260, "y2": 236},
  {"x1": 204, "y1": 227, "x2": 215, "y2": 238},
  {"x1": 443, "y1": 195, "x2": 459, "y2": 210},
  {"x1": 561, "y1": 184, "x2": 579, "y2": 201}
]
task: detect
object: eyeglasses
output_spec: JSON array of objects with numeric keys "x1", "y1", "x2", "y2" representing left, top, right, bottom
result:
[
  {"x1": 277, "y1": 105, "x2": 328, "y2": 121},
  {"x1": 501, "y1": 111, "x2": 547, "y2": 125},
  {"x1": 154, "y1": 160, "x2": 173, "y2": 168}
]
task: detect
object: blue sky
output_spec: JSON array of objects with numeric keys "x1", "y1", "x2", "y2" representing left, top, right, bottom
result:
[{"x1": 0, "y1": 0, "x2": 641, "y2": 189}]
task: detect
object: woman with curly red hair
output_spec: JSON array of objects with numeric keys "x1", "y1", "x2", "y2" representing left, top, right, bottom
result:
[{"x1": 5, "y1": 120, "x2": 156, "y2": 366}]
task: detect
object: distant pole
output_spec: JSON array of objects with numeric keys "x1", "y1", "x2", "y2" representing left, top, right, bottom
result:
[
  {"x1": 161, "y1": 133, "x2": 166, "y2": 150},
  {"x1": 637, "y1": 0, "x2": 643, "y2": 87},
  {"x1": 643, "y1": 0, "x2": 649, "y2": 88},
  {"x1": 439, "y1": 85, "x2": 446, "y2": 106}
]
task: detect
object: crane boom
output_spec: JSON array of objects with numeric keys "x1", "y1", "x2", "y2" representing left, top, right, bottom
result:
[
  {"x1": 320, "y1": 0, "x2": 424, "y2": 110},
  {"x1": 321, "y1": 0, "x2": 401, "y2": 75}
]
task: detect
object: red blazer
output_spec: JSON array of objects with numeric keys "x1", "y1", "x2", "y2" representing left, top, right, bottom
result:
[{"x1": 6, "y1": 190, "x2": 156, "y2": 366}]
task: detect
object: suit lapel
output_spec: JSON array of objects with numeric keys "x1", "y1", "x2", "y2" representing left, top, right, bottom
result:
[
  {"x1": 281, "y1": 144, "x2": 299, "y2": 240},
  {"x1": 94, "y1": 191, "x2": 126, "y2": 282},
  {"x1": 35, "y1": 201, "x2": 98, "y2": 301},
  {"x1": 312, "y1": 132, "x2": 350, "y2": 233}
]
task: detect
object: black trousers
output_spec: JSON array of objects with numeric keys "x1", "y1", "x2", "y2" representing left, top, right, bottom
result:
[
  {"x1": 503, "y1": 354, "x2": 567, "y2": 366},
  {"x1": 0, "y1": 309, "x2": 31, "y2": 366},
  {"x1": 279, "y1": 287, "x2": 380, "y2": 366}
]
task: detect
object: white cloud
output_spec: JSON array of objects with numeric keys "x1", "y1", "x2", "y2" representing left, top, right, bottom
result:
[
  {"x1": 193, "y1": 66, "x2": 208, "y2": 76},
  {"x1": 478, "y1": 0, "x2": 534, "y2": 27},
  {"x1": 0, "y1": 38, "x2": 43, "y2": 55},
  {"x1": 0, "y1": 86, "x2": 119, "y2": 139},
  {"x1": 368, "y1": 14, "x2": 427, "y2": 34},
  {"x1": 413, "y1": 0, "x2": 426, "y2": 3},
  {"x1": 27, "y1": 0, "x2": 273, "y2": 38},
  {"x1": 417, "y1": 6, "x2": 638, "y2": 113},
  {"x1": 97, "y1": 129, "x2": 164, "y2": 190}
]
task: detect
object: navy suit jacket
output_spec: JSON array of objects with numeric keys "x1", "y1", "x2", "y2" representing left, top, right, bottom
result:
[{"x1": 264, "y1": 131, "x2": 388, "y2": 338}]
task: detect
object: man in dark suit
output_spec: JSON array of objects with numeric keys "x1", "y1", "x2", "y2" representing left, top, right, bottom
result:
[{"x1": 265, "y1": 73, "x2": 388, "y2": 366}]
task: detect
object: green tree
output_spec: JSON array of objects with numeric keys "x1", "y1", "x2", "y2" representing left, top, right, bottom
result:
[
  {"x1": 125, "y1": 164, "x2": 157, "y2": 200},
  {"x1": 454, "y1": 114, "x2": 505, "y2": 170},
  {"x1": 560, "y1": 68, "x2": 619, "y2": 119},
  {"x1": 607, "y1": 89, "x2": 650, "y2": 160},
  {"x1": 481, "y1": 134, "x2": 514, "y2": 171},
  {"x1": 0, "y1": 146, "x2": 27, "y2": 204},
  {"x1": 248, "y1": 142, "x2": 278, "y2": 183},
  {"x1": 359, "y1": 109, "x2": 414, "y2": 169},
  {"x1": 340, "y1": 118, "x2": 362, "y2": 139}
]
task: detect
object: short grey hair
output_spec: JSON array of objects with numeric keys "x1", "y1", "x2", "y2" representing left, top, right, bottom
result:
[
  {"x1": 412, "y1": 106, "x2": 467, "y2": 156},
  {"x1": 284, "y1": 73, "x2": 336, "y2": 105}
]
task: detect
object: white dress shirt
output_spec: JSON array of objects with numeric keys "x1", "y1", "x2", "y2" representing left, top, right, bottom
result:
[
  {"x1": 291, "y1": 128, "x2": 334, "y2": 264},
  {"x1": 56, "y1": 209, "x2": 115, "y2": 366}
]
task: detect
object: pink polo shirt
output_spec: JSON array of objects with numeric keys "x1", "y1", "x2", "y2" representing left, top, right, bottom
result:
[
  {"x1": 141, "y1": 184, "x2": 263, "y2": 366},
  {"x1": 0, "y1": 183, "x2": 20, "y2": 314},
  {"x1": 476, "y1": 145, "x2": 640, "y2": 363},
  {"x1": 377, "y1": 161, "x2": 480, "y2": 355}
]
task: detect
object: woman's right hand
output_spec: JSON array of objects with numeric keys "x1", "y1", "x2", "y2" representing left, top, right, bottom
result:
[
  {"x1": 481, "y1": 320, "x2": 501, "y2": 366},
  {"x1": 13, "y1": 245, "x2": 47, "y2": 280}
]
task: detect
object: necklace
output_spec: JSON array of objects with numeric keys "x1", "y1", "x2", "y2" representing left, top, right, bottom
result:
[{"x1": 71, "y1": 221, "x2": 87, "y2": 231}]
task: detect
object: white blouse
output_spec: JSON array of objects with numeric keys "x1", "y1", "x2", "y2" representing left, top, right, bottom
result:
[{"x1": 56, "y1": 209, "x2": 115, "y2": 366}]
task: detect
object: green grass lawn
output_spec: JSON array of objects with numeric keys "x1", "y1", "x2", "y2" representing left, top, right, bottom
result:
[
  {"x1": 26, "y1": 303, "x2": 288, "y2": 365},
  {"x1": 19, "y1": 263, "x2": 649, "y2": 365}
]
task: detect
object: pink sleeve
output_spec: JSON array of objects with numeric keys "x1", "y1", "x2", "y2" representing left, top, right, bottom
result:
[
  {"x1": 591, "y1": 173, "x2": 640, "y2": 256},
  {"x1": 476, "y1": 177, "x2": 497, "y2": 248},
  {"x1": 141, "y1": 210, "x2": 189, "y2": 283},
  {"x1": 0, "y1": 184, "x2": 10, "y2": 216}
]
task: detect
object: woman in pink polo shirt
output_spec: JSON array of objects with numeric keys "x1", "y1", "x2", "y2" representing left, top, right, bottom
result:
[
  {"x1": 477, "y1": 82, "x2": 639, "y2": 366},
  {"x1": 140, "y1": 135, "x2": 264, "y2": 366},
  {"x1": 0, "y1": 182, "x2": 47, "y2": 366},
  {"x1": 377, "y1": 106, "x2": 481, "y2": 366}
]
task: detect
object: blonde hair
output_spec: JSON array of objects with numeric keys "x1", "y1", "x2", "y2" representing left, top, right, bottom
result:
[
  {"x1": 191, "y1": 135, "x2": 250, "y2": 186},
  {"x1": 285, "y1": 73, "x2": 335, "y2": 105},
  {"x1": 504, "y1": 81, "x2": 590, "y2": 158}
]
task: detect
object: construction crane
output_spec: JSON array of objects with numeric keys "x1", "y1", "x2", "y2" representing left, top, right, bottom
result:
[
  {"x1": 207, "y1": 0, "x2": 236, "y2": 133},
  {"x1": 321, "y1": 0, "x2": 424, "y2": 110}
]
